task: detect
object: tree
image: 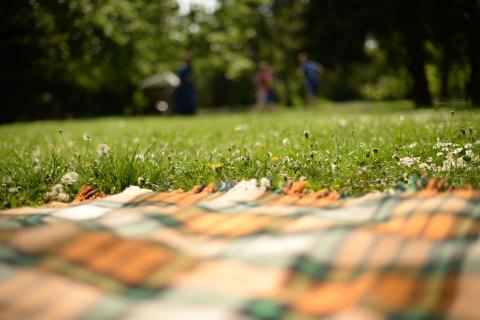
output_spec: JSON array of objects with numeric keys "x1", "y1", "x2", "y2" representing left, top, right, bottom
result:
[
  {"x1": 465, "y1": 0, "x2": 480, "y2": 106},
  {"x1": 0, "y1": 0, "x2": 179, "y2": 122}
]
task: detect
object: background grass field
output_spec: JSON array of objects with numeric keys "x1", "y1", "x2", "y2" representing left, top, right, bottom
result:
[{"x1": 1, "y1": 101, "x2": 479, "y2": 209}]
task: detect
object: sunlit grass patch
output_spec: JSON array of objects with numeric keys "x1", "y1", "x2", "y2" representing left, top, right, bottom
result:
[{"x1": 1, "y1": 101, "x2": 479, "y2": 208}]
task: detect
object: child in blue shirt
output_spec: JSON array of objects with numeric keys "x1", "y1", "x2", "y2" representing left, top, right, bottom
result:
[{"x1": 298, "y1": 53, "x2": 325, "y2": 107}]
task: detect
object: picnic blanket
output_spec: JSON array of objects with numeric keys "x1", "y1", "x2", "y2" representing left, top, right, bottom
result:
[{"x1": 1, "y1": 179, "x2": 479, "y2": 320}]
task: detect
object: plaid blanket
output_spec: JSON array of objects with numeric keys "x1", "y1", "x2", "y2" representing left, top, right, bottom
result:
[{"x1": 1, "y1": 180, "x2": 479, "y2": 319}]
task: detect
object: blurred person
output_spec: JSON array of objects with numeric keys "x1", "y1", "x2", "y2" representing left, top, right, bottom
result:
[
  {"x1": 254, "y1": 61, "x2": 277, "y2": 111},
  {"x1": 298, "y1": 53, "x2": 325, "y2": 107},
  {"x1": 174, "y1": 53, "x2": 197, "y2": 115}
]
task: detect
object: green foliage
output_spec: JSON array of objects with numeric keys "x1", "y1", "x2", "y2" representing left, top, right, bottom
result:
[
  {"x1": 1, "y1": 0, "x2": 479, "y2": 121},
  {"x1": 1, "y1": 0, "x2": 181, "y2": 121}
]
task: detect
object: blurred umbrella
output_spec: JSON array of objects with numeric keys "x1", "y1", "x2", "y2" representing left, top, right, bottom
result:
[
  {"x1": 139, "y1": 72, "x2": 180, "y2": 91},
  {"x1": 139, "y1": 72, "x2": 180, "y2": 113}
]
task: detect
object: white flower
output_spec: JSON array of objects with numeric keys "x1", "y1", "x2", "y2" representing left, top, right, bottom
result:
[
  {"x1": 436, "y1": 152, "x2": 444, "y2": 157},
  {"x1": 434, "y1": 141, "x2": 452, "y2": 150},
  {"x1": 398, "y1": 157, "x2": 420, "y2": 167},
  {"x1": 331, "y1": 164, "x2": 339, "y2": 172},
  {"x1": 51, "y1": 184, "x2": 64, "y2": 194},
  {"x1": 2, "y1": 177, "x2": 13, "y2": 186},
  {"x1": 465, "y1": 143, "x2": 473, "y2": 149},
  {"x1": 137, "y1": 176, "x2": 146, "y2": 185},
  {"x1": 134, "y1": 154, "x2": 145, "y2": 162},
  {"x1": 437, "y1": 152, "x2": 466, "y2": 171},
  {"x1": 337, "y1": 119, "x2": 347, "y2": 127},
  {"x1": 457, "y1": 157, "x2": 466, "y2": 166},
  {"x1": 234, "y1": 124, "x2": 248, "y2": 132},
  {"x1": 8, "y1": 187, "x2": 19, "y2": 194},
  {"x1": 407, "y1": 142, "x2": 417, "y2": 149},
  {"x1": 56, "y1": 193, "x2": 70, "y2": 202},
  {"x1": 61, "y1": 172, "x2": 79, "y2": 185},
  {"x1": 32, "y1": 146, "x2": 41, "y2": 158},
  {"x1": 358, "y1": 166, "x2": 368, "y2": 175},
  {"x1": 282, "y1": 138, "x2": 290, "y2": 145},
  {"x1": 46, "y1": 184, "x2": 67, "y2": 201},
  {"x1": 34, "y1": 162, "x2": 42, "y2": 173},
  {"x1": 453, "y1": 148, "x2": 463, "y2": 155},
  {"x1": 96, "y1": 144, "x2": 110, "y2": 157},
  {"x1": 419, "y1": 163, "x2": 430, "y2": 170},
  {"x1": 82, "y1": 133, "x2": 92, "y2": 141},
  {"x1": 259, "y1": 178, "x2": 271, "y2": 188}
]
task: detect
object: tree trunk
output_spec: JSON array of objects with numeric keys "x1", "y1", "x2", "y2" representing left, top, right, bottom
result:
[
  {"x1": 404, "y1": 35, "x2": 432, "y2": 107},
  {"x1": 282, "y1": 50, "x2": 294, "y2": 106},
  {"x1": 439, "y1": 48, "x2": 451, "y2": 99},
  {"x1": 467, "y1": 0, "x2": 480, "y2": 107}
]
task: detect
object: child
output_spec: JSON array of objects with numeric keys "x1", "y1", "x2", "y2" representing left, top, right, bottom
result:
[
  {"x1": 298, "y1": 53, "x2": 325, "y2": 107},
  {"x1": 255, "y1": 61, "x2": 277, "y2": 111}
]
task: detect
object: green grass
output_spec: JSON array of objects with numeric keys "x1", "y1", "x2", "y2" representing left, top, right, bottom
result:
[{"x1": 1, "y1": 100, "x2": 479, "y2": 209}]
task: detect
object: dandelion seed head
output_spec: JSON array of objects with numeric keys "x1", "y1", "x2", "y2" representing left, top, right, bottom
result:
[
  {"x1": 33, "y1": 160, "x2": 42, "y2": 173},
  {"x1": 337, "y1": 119, "x2": 347, "y2": 127},
  {"x1": 45, "y1": 184, "x2": 64, "y2": 200},
  {"x1": 82, "y1": 133, "x2": 92, "y2": 141},
  {"x1": 61, "y1": 172, "x2": 78, "y2": 185},
  {"x1": 32, "y1": 146, "x2": 41, "y2": 158},
  {"x1": 96, "y1": 144, "x2": 110, "y2": 157},
  {"x1": 8, "y1": 187, "x2": 19, "y2": 194},
  {"x1": 56, "y1": 193, "x2": 70, "y2": 202}
]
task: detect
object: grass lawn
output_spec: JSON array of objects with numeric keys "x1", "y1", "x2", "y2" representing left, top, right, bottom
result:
[{"x1": 1, "y1": 100, "x2": 479, "y2": 209}]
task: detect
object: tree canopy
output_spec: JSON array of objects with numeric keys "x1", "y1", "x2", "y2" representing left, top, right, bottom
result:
[{"x1": 1, "y1": 0, "x2": 479, "y2": 122}]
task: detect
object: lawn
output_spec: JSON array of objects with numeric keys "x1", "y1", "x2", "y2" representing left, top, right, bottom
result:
[{"x1": 1, "y1": 101, "x2": 479, "y2": 209}]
